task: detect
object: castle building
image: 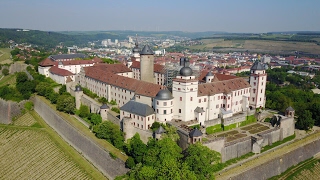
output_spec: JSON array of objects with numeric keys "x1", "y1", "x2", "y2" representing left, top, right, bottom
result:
[{"x1": 72, "y1": 45, "x2": 266, "y2": 134}]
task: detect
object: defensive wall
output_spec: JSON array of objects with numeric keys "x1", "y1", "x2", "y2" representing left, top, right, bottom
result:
[
  {"x1": 32, "y1": 96, "x2": 128, "y2": 179},
  {"x1": 228, "y1": 136, "x2": 320, "y2": 180},
  {"x1": 203, "y1": 115, "x2": 294, "y2": 162},
  {"x1": 0, "y1": 98, "x2": 26, "y2": 124}
]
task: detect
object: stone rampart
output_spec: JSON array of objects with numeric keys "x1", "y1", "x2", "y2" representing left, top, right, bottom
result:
[
  {"x1": 0, "y1": 98, "x2": 26, "y2": 124},
  {"x1": 222, "y1": 136, "x2": 252, "y2": 162},
  {"x1": 108, "y1": 111, "x2": 121, "y2": 126},
  {"x1": 9, "y1": 62, "x2": 27, "y2": 74},
  {"x1": 231, "y1": 137, "x2": 320, "y2": 180},
  {"x1": 32, "y1": 96, "x2": 128, "y2": 179}
]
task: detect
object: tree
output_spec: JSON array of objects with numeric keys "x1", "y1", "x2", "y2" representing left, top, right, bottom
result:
[
  {"x1": 127, "y1": 133, "x2": 147, "y2": 164},
  {"x1": 79, "y1": 104, "x2": 90, "y2": 118},
  {"x1": 56, "y1": 95, "x2": 75, "y2": 114},
  {"x1": 162, "y1": 124, "x2": 180, "y2": 141},
  {"x1": 16, "y1": 72, "x2": 29, "y2": 84},
  {"x1": 296, "y1": 110, "x2": 314, "y2": 130},
  {"x1": 184, "y1": 142, "x2": 221, "y2": 179},
  {"x1": 59, "y1": 85, "x2": 67, "y2": 95},
  {"x1": 2, "y1": 68, "x2": 9, "y2": 76},
  {"x1": 90, "y1": 114, "x2": 102, "y2": 125},
  {"x1": 150, "y1": 122, "x2": 161, "y2": 131},
  {"x1": 93, "y1": 121, "x2": 124, "y2": 150},
  {"x1": 125, "y1": 157, "x2": 136, "y2": 169}
]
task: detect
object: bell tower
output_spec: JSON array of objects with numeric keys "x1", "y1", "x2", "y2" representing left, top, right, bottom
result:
[{"x1": 249, "y1": 61, "x2": 267, "y2": 109}]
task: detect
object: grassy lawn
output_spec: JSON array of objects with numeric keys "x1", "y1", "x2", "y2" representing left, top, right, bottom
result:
[
  {"x1": 0, "y1": 48, "x2": 12, "y2": 64},
  {"x1": 0, "y1": 74, "x2": 16, "y2": 87},
  {"x1": 37, "y1": 95, "x2": 128, "y2": 161}
]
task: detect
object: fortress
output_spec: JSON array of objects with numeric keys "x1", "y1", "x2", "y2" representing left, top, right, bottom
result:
[{"x1": 40, "y1": 40, "x2": 295, "y2": 161}]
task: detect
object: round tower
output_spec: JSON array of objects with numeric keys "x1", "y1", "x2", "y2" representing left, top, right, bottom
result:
[
  {"x1": 205, "y1": 71, "x2": 214, "y2": 83},
  {"x1": 140, "y1": 45, "x2": 154, "y2": 83},
  {"x1": 100, "y1": 104, "x2": 109, "y2": 121},
  {"x1": 122, "y1": 117, "x2": 135, "y2": 142},
  {"x1": 154, "y1": 89, "x2": 174, "y2": 123},
  {"x1": 249, "y1": 61, "x2": 267, "y2": 109},
  {"x1": 172, "y1": 67, "x2": 198, "y2": 122},
  {"x1": 74, "y1": 85, "x2": 83, "y2": 110}
]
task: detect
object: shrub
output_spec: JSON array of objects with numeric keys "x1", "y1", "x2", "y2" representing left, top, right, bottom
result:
[
  {"x1": 110, "y1": 100, "x2": 117, "y2": 105},
  {"x1": 111, "y1": 107, "x2": 120, "y2": 113},
  {"x1": 125, "y1": 157, "x2": 136, "y2": 169},
  {"x1": 2, "y1": 68, "x2": 9, "y2": 76},
  {"x1": 24, "y1": 101, "x2": 34, "y2": 111},
  {"x1": 109, "y1": 152, "x2": 117, "y2": 159}
]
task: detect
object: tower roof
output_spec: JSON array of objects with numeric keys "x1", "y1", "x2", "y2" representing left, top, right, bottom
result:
[
  {"x1": 206, "y1": 71, "x2": 213, "y2": 77},
  {"x1": 286, "y1": 106, "x2": 295, "y2": 111},
  {"x1": 155, "y1": 89, "x2": 173, "y2": 100},
  {"x1": 140, "y1": 45, "x2": 154, "y2": 55},
  {"x1": 155, "y1": 126, "x2": 166, "y2": 134},
  {"x1": 100, "y1": 104, "x2": 109, "y2": 109},
  {"x1": 189, "y1": 128, "x2": 202, "y2": 137},
  {"x1": 251, "y1": 61, "x2": 265, "y2": 70},
  {"x1": 180, "y1": 67, "x2": 193, "y2": 76}
]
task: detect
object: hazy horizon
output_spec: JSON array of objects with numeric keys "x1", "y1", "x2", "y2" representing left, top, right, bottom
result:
[{"x1": 1, "y1": 0, "x2": 319, "y2": 33}]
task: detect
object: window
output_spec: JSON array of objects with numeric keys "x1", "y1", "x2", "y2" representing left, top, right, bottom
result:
[
  {"x1": 252, "y1": 97, "x2": 255, "y2": 102},
  {"x1": 216, "y1": 104, "x2": 219, "y2": 108},
  {"x1": 254, "y1": 77, "x2": 257, "y2": 80},
  {"x1": 134, "y1": 115, "x2": 135, "y2": 118},
  {"x1": 164, "y1": 110, "x2": 167, "y2": 114},
  {"x1": 157, "y1": 101, "x2": 159, "y2": 105},
  {"x1": 190, "y1": 88, "x2": 193, "y2": 91},
  {"x1": 157, "y1": 109, "x2": 159, "y2": 113},
  {"x1": 253, "y1": 89, "x2": 256, "y2": 93},
  {"x1": 190, "y1": 97, "x2": 193, "y2": 101},
  {"x1": 137, "y1": 116, "x2": 139, "y2": 120},
  {"x1": 171, "y1": 101, "x2": 173, "y2": 105},
  {"x1": 171, "y1": 109, "x2": 173, "y2": 113},
  {"x1": 261, "y1": 89, "x2": 263, "y2": 93},
  {"x1": 180, "y1": 97, "x2": 182, "y2": 101},
  {"x1": 204, "y1": 98, "x2": 207, "y2": 102},
  {"x1": 178, "y1": 88, "x2": 181, "y2": 90},
  {"x1": 218, "y1": 96, "x2": 220, "y2": 100},
  {"x1": 260, "y1": 98, "x2": 262, "y2": 101},
  {"x1": 228, "y1": 104, "x2": 230, "y2": 108},
  {"x1": 199, "y1": 99, "x2": 201, "y2": 103},
  {"x1": 163, "y1": 102, "x2": 167, "y2": 106},
  {"x1": 148, "y1": 117, "x2": 150, "y2": 121},
  {"x1": 254, "y1": 82, "x2": 256, "y2": 86},
  {"x1": 179, "y1": 109, "x2": 181, "y2": 113}
]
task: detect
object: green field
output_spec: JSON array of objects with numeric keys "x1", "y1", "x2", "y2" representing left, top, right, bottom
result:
[
  {"x1": 0, "y1": 48, "x2": 12, "y2": 64},
  {"x1": 0, "y1": 111, "x2": 107, "y2": 180},
  {"x1": 187, "y1": 39, "x2": 320, "y2": 54}
]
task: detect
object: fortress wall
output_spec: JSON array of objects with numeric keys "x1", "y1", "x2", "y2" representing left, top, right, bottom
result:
[
  {"x1": 258, "y1": 128, "x2": 281, "y2": 147},
  {"x1": 9, "y1": 63, "x2": 28, "y2": 74},
  {"x1": 222, "y1": 137, "x2": 252, "y2": 162},
  {"x1": 0, "y1": 99, "x2": 26, "y2": 124},
  {"x1": 177, "y1": 129, "x2": 190, "y2": 150},
  {"x1": 280, "y1": 117, "x2": 295, "y2": 139},
  {"x1": 203, "y1": 137, "x2": 225, "y2": 154},
  {"x1": 32, "y1": 96, "x2": 128, "y2": 179},
  {"x1": 231, "y1": 138, "x2": 320, "y2": 180},
  {"x1": 108, "y1": 111, "x2": 120, "y2": 126}
]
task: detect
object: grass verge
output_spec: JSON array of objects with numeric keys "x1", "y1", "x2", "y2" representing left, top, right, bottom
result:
[
  {"x1": 0, "y1": 74, "x2": 15, "y2": 87},
  {"x1": 261, "y1": 134, "x2": 296, "y2": 153}
]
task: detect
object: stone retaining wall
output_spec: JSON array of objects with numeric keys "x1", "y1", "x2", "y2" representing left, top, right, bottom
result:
[
  {"x1": 32, "y1": 96, "x2": 128, "y2": 179},
  {"x1": 0, "y1": 98, "x2": 26, "y2": 124},
  {"x1": 232, "y1": 138, "x2": 320, "y2": 180}
]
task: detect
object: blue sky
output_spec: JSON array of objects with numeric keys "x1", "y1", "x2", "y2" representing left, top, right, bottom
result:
[{"x1": 1, "y1": 0, "x2": 319, "y2": 33}]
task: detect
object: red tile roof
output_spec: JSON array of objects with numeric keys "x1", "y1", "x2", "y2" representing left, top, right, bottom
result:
[
  {"x1": 38, "y1": 58, "x2": 58, "y2": 67},
  {"x1": 130, "y1": 61, "x2": 165, "y2": 73},
  {"x1": 83, "y1": 66, "x2": 162, "y2": 97},
  {"x1": 49, "y1": 66, "x2": 74, "y2": 76},
  {"x1": 93, "y1": 63, "x2": 132, "y2": 74},
  {"x1": 198, "y1": 77, "x2": 251, "y2": 96}
]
